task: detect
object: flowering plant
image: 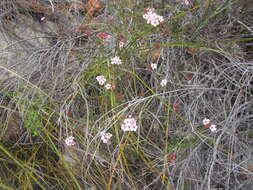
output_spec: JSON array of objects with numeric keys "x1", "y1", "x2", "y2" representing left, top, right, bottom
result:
[
  {"x1": 96, "y1": 75, "x2": 106, "y2": 85},
  {"x1": 100, "y1": 132, "x2": 112, "y2": 143},
  {"x1": 203, "y1": 118, "x2": 217, "y2": 132},
  {"x1": 65, "y1": 136, "x2": 76, "y2": 146},
  {"x1": 143, "y1": 8, "x2": 164, "y2": 27},
  {"x1": 121, "y1": 116, "x2": 138, "y2": 132},
  {"x1": 111, "y1": 56, "x2": 122, "y2": 65}
]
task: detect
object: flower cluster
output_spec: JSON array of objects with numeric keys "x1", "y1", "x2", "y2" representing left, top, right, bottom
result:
[
  {"x1": 121, "y1": 115, "x2": 138, "y2": 132},
  {"x1": 111, "y1": 56, "x2": 122, "y2": 65},
  {"x1": 203, "y1": 118, "x2": 217, "y2": 132},
  {"x1": 105, "y1": 83, "x2": 115, "y2": 90},
  {"x1": 203, "y1": 118, "x2": 210, "y2": 125},
  {"x1": 160, "y1": 79, "x2": 167, "y2": 87},
  {"x1": 100, "y1": 132, "x2": 112, "y2": 144},
  {"x1": 96, "y1": 75, "x2": 116, "y2": 90},
  {"x1": 143, "y1": 8, "x2": 164, "y2": 27},
  {"x1": 96, "y1": 75, "x2": 106, "y2": 85},
  {"x1": 119, "y1": 41, "x2": 125, "y2": 48},
  {"x1": 182, "y1": 0, "x2": 190, "y2": 5},
  {"x1": 65, "y1": 136, "x2": 76, "y2": 146},
  {"x1": 96, "y1": 56, "x2": 122, "y2": 89},
  {"x1": 150, "y1": 63, "x2": 157, "y2": 70}
]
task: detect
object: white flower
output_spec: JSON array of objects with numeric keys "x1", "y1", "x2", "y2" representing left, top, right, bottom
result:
[
  {"x1": 111, "y1": 56, "x2": 122, "y2": 65},
  {"x1": 182, "y1": 0, "x2": 190, "y2": 5},
  {"x1": 96, "y1": 75, "x2": 106, "y2": 85},
  {"x1": 209, "y1": 124, "x2": 217, "y2": 132},
  {"x1": 203, "y1": 118, "x2": 210, "y2": 125},
  {"x1": 121, "y1": 116, "x2": 138, "y2": 132},
  {"x1": 65, "y1": 136, "x2": 76, "y2": 146},
  {"x1": 100, "y1": 132, "x2": 112, "y2": 143},
  {"x1": 143, "y1": 8, "x2": 164, "y2": 27},
  {"x1": 119, "y1": 41, "x2": 125, "y2": 48},
  {"x1": 160, "y1": 79, "x2": 167, "y2": 87},
  {"x1": 144, "y1": 8, "x2": 155, "y2": 13},
  {"x1": 150, "y1": 63, "x2": 157, "y2": 70},
  {"x1": 105, "y1": 83, "x2": 115, "y2": 90}
]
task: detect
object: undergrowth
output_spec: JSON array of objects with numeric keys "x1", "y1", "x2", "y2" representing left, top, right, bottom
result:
[{"x1": 0, "y1": 0, "x2": 253, "y2": 189}]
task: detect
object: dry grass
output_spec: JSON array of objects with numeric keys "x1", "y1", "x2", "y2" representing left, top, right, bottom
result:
[{"x1": 0, "y1": 0, "x2": 253, "y2": 189}]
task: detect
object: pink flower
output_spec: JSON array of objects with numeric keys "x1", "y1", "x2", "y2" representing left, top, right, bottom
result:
[
  {"x1": 84, "y1": 30, "x2": 93, "y2": 35},
  {"x1": 121, "y1": 116, "x2": 138, "y2": 132},
  {"x1": 97, "y1": 32, "x2": 110, "y2": 40},
  {"x1": 143, "y1": 8, "x2": 164, "y2": 27},
  {"x1": 96, "y1": 75, "x2": 106, "y2": 85},
  {"x1": 110, "y1": 56, "x2": 122, "y2": 65},
  {"x1": 160, "y1": 79, "x2": 167, "y2": 87},
  {"x1": 186, "y1": 74, "x2": 193, "y2": 80},
  {"x1": 105, "y1": 83, "x2": 115, "y2": 90},
  {"x1": 154, "y1": 43, "x2": 161, "y2": 49},
  {"x1": 159, "y1": 24, "x2": 166, "y2": 29},
  {"x1": 168, "y1": 154, "x2": 177, "y2": 163},
  {"x1": 203, "y1": 118, "x2": 210, "y2": 125},
  {"x1": 119, "y1": 34, "x2": 125, "y2": 40},
  {"x1": 67, "y1": 111, "x2": 73, "y2": 117},
  {"x1": 65, "y1": 136, "x2": 76, "y2": 146},
  {"x1": 173, "y1": 103, "x2": 180, "y2": 111}
]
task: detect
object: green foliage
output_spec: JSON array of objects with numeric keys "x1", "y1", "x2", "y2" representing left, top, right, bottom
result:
[
  {"x1": 11, "y1": 85, "x2": 46, "y2": 136},
  {"x1": 168, "y1": 136, "x2": 183, "y2": 152},
  {"x1": 24, "y1": 108, "x2": 43, "y2": 136}
]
